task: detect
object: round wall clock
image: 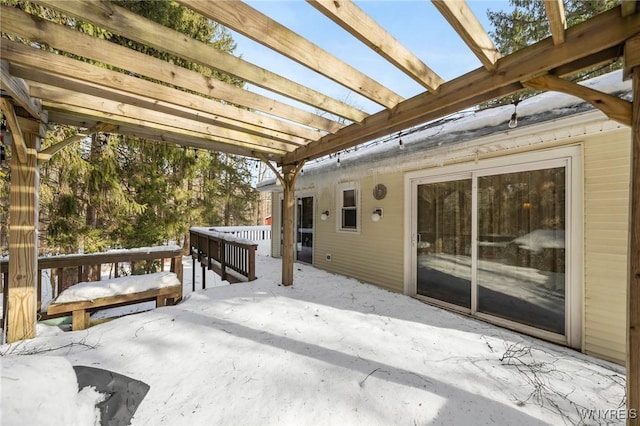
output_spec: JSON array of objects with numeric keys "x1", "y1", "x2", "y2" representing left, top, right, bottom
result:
[{"x1": 373, "y1": 183, "x2": 387, "y2": 200}]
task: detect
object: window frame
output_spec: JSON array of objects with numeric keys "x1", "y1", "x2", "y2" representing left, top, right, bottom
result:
[
  {"x1": 404, "y1": 146, "x2": 583, "y2": 349},
  {"x1": 336, "y1": 182, "x2": 360, "y2": 233}
]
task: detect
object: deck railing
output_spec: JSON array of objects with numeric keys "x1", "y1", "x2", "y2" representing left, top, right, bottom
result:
[
  {"x1": 208, "y1": 225, "x2": 271, "y2": 241},
  {"x1": 0, "y1": 246, "x2": 183, "y2": 323},
  {"x1": 190, "y1": 227, "x2": 258, "y2": 288}
]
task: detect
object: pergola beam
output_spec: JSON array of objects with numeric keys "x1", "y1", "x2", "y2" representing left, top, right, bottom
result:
[
  {"x1": 308, "y1": 0, "x2": 444, "y2": 93},
  {"x1": 543, "y1": 0, "x2": 567, "y2": 46},
  {"x1": 0, "y1": 98, "x2": 28, "y2": 164},
  {"x1": 20, "y1": 70, "x2": 311, "y2": 148},
  {"x1": 0, "y1": 60, "x2": 42, "y2": 120},
  {"x1": 41, "y1": 100, "x2": 289, "y2": 157},
  {"x1": 178, "y1": 0, "x2": 403, "y2": 109},
  {"x1": 0, "y1": 5, "x2": 356, "y2": 130},
  {"x1": 48, "y1": 109, "x2": 277, "y2": 160},
  {"x1": 523, "y1": 74, "x2": 632, "y2": 126},
  {"x1": 432, "y1": 0, "x2": 502, "y2": 70},
  {"x1": 31, "y1": 85, "x2": 296, "y2": 155},
  {"x1": 286, "y1": 6, "x2": 640, "y2": 163},
  {"x1": 38, "y1": 122, "x2": 117, "y2": 162},
  {"x1": 3, "y1": 46, "x2": 325, "y2": 142},
  {"x1": 31, "y1": 0, "x2": 368, "y2": 124}
]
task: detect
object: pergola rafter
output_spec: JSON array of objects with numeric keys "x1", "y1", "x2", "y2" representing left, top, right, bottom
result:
[{"x1": 0, "y1": 1, "x2": 639, "y2": 421}]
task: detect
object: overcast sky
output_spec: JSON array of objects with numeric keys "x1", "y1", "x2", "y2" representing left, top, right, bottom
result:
[{"x1": 228, "y1": 1, "x2": 509, "y2": 115}]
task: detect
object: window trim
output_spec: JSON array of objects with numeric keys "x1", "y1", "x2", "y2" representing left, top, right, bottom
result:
[{"x1": 336, "y1": 181, "x2": 360, "y2": 233}]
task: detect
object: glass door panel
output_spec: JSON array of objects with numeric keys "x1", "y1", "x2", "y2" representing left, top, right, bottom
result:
[
  {"x1": 296, "y1": 196, "x2": 313, "y2": 264},
  {"x1": 477, "y1": 168, "x2": 566, "y2": 334},
  {"x1": 416, "y1": 179, "x2": 472, "y2": 309}
]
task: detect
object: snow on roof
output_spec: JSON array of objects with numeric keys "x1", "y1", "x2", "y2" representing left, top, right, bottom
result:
[{"x1": 258, "y1": 70, "x2": 631, "y2": 189}]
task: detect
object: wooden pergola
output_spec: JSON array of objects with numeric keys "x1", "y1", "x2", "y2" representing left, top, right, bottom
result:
[{"x1": 0, "y1": 0, "x2": 639, "y2": 420}]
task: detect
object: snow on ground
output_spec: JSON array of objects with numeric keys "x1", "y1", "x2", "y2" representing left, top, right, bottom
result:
[{"x1": 0, "y1": 241, "x2": 629, "y2": 425}]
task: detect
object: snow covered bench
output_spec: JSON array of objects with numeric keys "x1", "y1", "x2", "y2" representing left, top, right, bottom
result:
[{"x1": 47, "y1": 271, "x2": 182, "y2": 331}]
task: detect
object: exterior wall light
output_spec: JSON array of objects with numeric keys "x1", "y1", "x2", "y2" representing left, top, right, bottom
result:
[
  {"x1": 371, "y1": 208, "x2": 383, "y2": 222},
  {"x1": 320, "y1": 210, "x2": 330, "y2": 221}
]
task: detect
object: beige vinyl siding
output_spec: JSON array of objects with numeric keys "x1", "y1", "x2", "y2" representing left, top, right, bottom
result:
[
  {"x1": 313, "y1": 172, "x2": 405, "y2": 293},
  {"x1": 583, "y1": 129, "x2": 630, "y2": 364}
]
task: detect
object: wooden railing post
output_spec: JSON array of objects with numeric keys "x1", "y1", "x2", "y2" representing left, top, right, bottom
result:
[
  {"x1": 171, "y1": 255, "x2": 183, "y2": 285},
  {"x1": 55, "y1": 268, "x2": 63, "y2": 296},
  {"x1": 192, "y1": 256, "x2": 196, "y2": 292},
  {"x1": 220, "y1": 240, "x2": 227, "y2": 281},
  {"x1": 248, "y1": 244, "x2": 257, "y2": 281}
]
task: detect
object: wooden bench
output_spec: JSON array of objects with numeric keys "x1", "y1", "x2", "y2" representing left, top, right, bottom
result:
[
  {"x1": 1, "y1": 246, "x2": 184, "y2": 326},
  {"x1": 47, "y1": 272, "x2": 182, "y2": 331}
]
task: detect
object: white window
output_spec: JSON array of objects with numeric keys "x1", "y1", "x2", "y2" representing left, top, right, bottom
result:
[{"x1": 337, "y1": 182, "x2": 359, "y2": 232}]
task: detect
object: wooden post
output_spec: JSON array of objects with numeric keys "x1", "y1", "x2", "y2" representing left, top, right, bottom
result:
[
  {"x1": 248, "y1": 244, "x2": 257, "y2": 281},
  {"x1": 281, "y1": 163, "x2": 305, "y2": 286},
  {"x1": 255, "y1": 155, "x2": 304, "y2": 286},
  {"x1": 201, "y1": 263, "x2": 206, "y2": 289},
  {"x1": 220, "y1": 241, "x2": 227, "y2": 281},
  {"x1": 5, "y1": 121, "x2": 40, "y2": 343},
  {"x1": 628, "y1": 66, "x2": 640, "y2": 426},
  {"x1": 626, "y1": 35, "x2": 640, "y2": 426},
  {"x1": 171, "y1": 255, "x2": 183, "y2": 285}
]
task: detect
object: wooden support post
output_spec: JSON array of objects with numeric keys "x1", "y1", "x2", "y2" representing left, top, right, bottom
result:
[
  {"x1": 255, "y1": 154, "x2": 305, "y2": 286},
  {"x1": 281, "y1": 165, "x2": 296, "y2": 286},
  {"x1": 280, "y1": 162, "x2": 304, "y2": 286},
  {"x1": 626, "y1": 35, "x2": 640, "y2": 426},
  {"x1": 628, "y1": 66, "x2": 640, "y2": 426},
  {"x1": 72, "y1": 310, "x2": 90, "y2": 331},
  {"x1": 6, "y1": 122, "x2": 40, "y2": 343}
]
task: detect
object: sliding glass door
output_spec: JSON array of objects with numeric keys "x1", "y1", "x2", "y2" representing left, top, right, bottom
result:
[
  {"x1": 416, "y1": 179, "x2": 472, "y2": 309},
  {"x1": 476, "y1": 167, "x2": 566, "y2": 335},
  {"x1": 410, "y1": 152, "x2": 575, "y2": 343}
]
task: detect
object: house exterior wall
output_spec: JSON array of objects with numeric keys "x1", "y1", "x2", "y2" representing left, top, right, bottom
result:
[
  {"x1": 583, "y1": 128, "x2": 630, "y2": 363},
  {"x1": 312, "y1": 172, "x2": 405, "y2": 293},
  {"x1": 266, "y1": 114, "x2": 631, "y2": 364}
]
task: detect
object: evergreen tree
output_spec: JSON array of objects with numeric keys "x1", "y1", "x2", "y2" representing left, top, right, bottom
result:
[
  {"x1": 0, "y1": 0, "x2": 260, "y2": 256},
  {"x1": 483, "y1": 0, "x2": 620, "y2": 107},
  {"x1": 114, "y1": 137, "x2": 198, "y2": 248}
]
